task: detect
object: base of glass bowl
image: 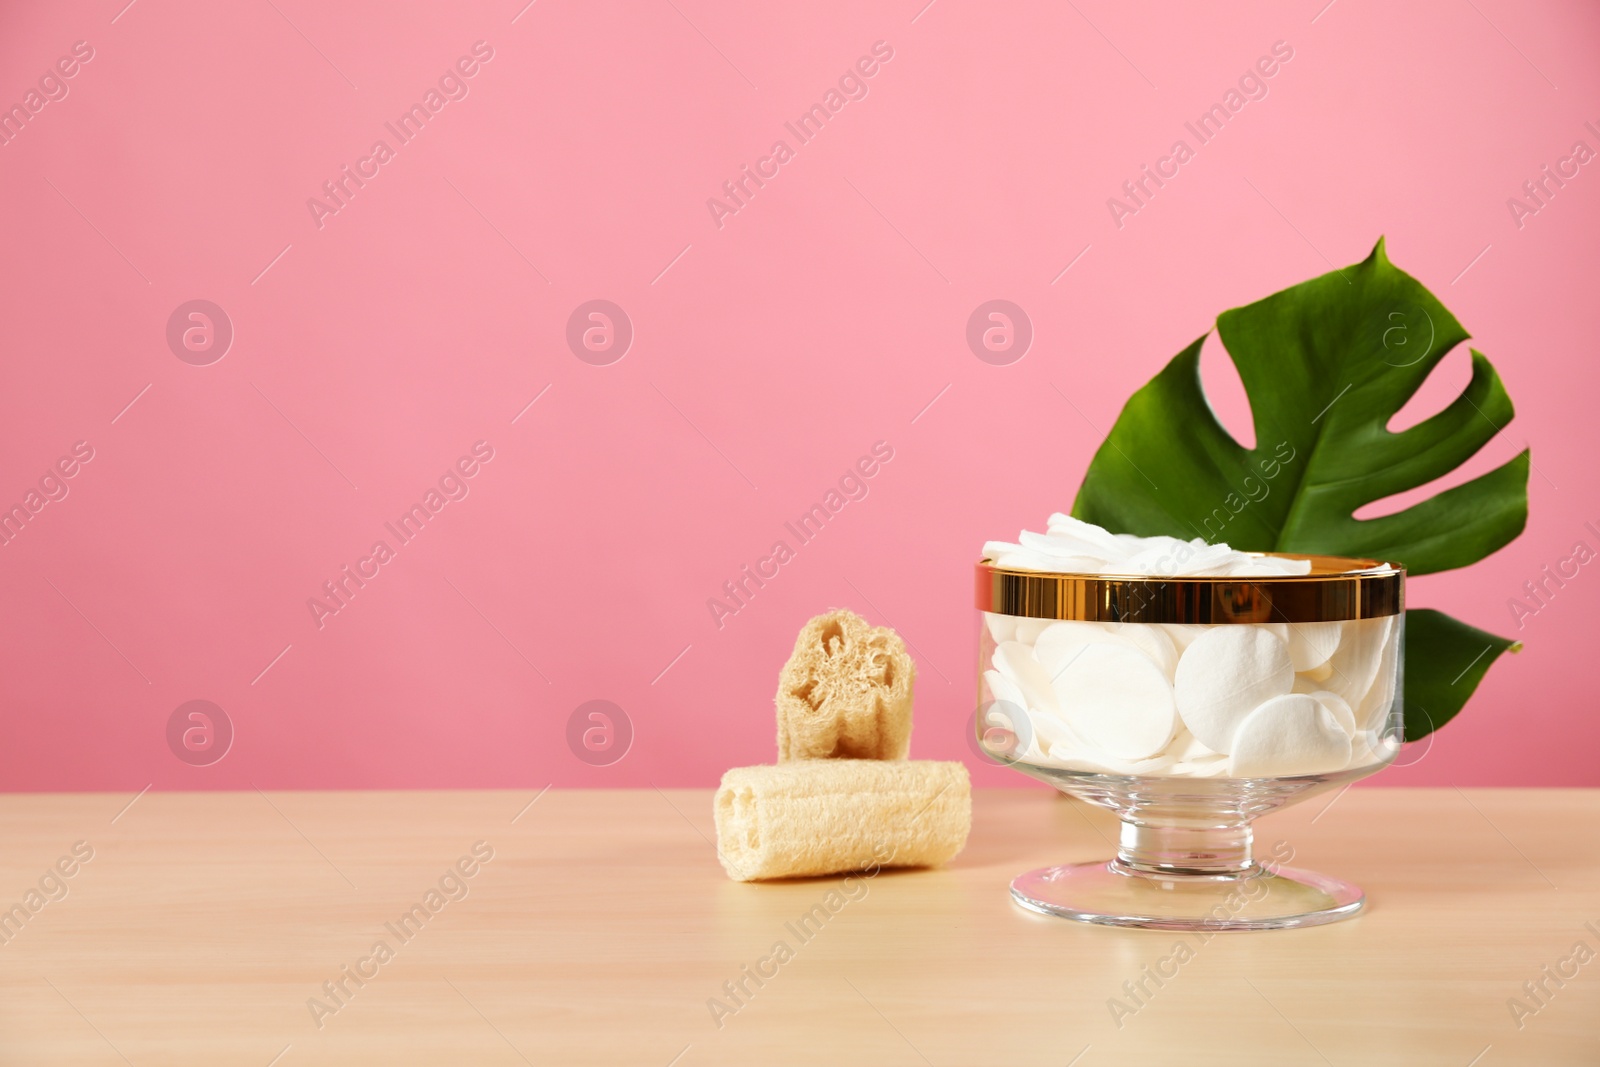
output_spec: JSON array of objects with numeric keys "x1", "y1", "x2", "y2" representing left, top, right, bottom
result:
[
  {"x1": 1000, "y1": 762, "x2": 1392, "y2": 931},
  {"x1": 1010, "y1": 860, "x2": 1363, "y2": 931}
]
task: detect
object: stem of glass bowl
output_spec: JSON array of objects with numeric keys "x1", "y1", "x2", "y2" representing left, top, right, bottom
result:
[{"x1": 1115, "y1": 817, "x2": 1257, "y2": 877}]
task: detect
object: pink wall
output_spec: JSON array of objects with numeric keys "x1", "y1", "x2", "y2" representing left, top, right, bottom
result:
[{"x1": 1, "y1": 0, "x2": 1596, "y2": 791}]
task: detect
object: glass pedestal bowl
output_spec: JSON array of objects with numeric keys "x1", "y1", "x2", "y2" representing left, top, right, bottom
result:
[{"x1": 976, "y1": 554, "x2": 1404, "y2": 931}]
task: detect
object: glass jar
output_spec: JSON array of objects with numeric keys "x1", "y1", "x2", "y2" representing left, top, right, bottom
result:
[{"x1": 975, "y1": 553, "x2": 1403, "y2": 930}]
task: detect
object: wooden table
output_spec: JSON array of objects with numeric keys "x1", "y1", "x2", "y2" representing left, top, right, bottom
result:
[{"x1": 0, "y1": 788, "x2": 1595, "y2": 1065}]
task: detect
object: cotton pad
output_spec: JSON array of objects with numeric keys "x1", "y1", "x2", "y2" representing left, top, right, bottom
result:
[
  {"x1": 1014, "y1": 618, "x2": 1055, "y2": 645},
  {"x1": 1300, "y1": 660, "x2": 1335, "y2": 683},
  {"x1": 1356, "y1": 628, "x2": 1401, "y2": 732},
  {"x1": 979, "y1": 672, "x2": 1042, "y2": 761},
  {"x1": 993, "y1": 640, "x2": 1061, "y2": 715},
  {"x1": 1229, "y1": 694, "x2": 1354, "y2": 777},
  {"x1": 1034, "y1": 621, "x2": 1177, "y2": 683},
  {"x1": 982, "y1": 543, "x2": 1104, "y2": 573},
  {"x1": 1324, "y1": 616, "x2": 1395, "y2": 711},
  {"x1": 984, "y1": 612, "x2": 1018, "y2": 646},
  {"x1": 1171, "y1": 754, "x2": 1230, "y2": 777},
  {"x1": 982, "y1": 669, "x2": 1027, "y2": 717},
  {"x1": 983, "y1": 671, "x2": 1097, "y2": 762},
  {"x1": 1049, "y1": 642, "x2": 1177, "y2": 760},
  {"x1": 1052, "y1": 748, "x2": 1177, "y2": 776},
  {"x1": 1112, "y1": 624, "x2": 1179, "y2": 678},
  {"x1": 1018, "y1": 531, "x2": 1124, "y2": 569},
  {"x1": 1310, "y1": 690, "x2": 1356, "y2": 736},
  {"x1": 986, "y1": 514, "x2": 1313, "y2": 577},
  {"x1": 1170, "y1": 728, "x2": 1222, "y2": 762},
  {"x1": 1041, "y1": 513, "x2": 1132, "y2": 555},
  {"x1": 1286, "y1": 621, "x2": 1343, "y2": 672},
  {"x1": 1173, "y1": 627, "x2": 1295, "y2": 753},
  {"x1": 1161, "y1": 623, "x2": 1209, "y2": 654},
  {"x1": 1032, "y1": 620, "x2": 1112, "y2": 645},
  {"x1": 1024, "y1": 708, "x2": 1083, "y2": 753},
  {"x1": 1033, "y1": 621, "x2": 1116, "y2": 678}
]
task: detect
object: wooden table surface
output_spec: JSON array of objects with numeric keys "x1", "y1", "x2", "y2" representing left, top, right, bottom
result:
[{"x1": 0, "y1": 787, "x2": 1596, "y2": 1065}]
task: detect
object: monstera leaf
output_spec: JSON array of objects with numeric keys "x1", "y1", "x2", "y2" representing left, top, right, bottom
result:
[{"x1": 1073, "y1": 238, "x2": 1526, "y2": 740}]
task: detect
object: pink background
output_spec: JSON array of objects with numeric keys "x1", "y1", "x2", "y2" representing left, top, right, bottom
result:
[{"x1": 0, "y1": 0, "x2": 1595, "y2": 791}]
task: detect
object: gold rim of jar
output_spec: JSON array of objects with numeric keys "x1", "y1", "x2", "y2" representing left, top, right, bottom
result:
[{"x1": 976, "y1": 553, "x2": 1405, "y2": 624}]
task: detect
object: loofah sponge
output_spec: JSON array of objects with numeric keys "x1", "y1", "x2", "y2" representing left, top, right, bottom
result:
[
  {"x1": 714, "y1": 760, "x2": 970, "y2": 881},
  {"x1": 776, "y1": 609, "x2": 915, "y2": 761}
]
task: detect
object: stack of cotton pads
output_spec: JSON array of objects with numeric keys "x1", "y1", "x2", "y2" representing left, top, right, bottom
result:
[
  {"x1": 981, "y1": 516, "x2": 1400, "y2": 779},
  {"x1": 984, "y1": 513, "x2": 1317, "y2": 578}
]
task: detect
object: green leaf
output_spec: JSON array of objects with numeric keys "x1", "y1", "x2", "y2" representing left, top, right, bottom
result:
[
  {"x1": 1401, "y1": 609, "x2": 1520, "y2": 740},
  {"x1": 1072, "y1": 238, "x2": 1527, "y2": 739}
]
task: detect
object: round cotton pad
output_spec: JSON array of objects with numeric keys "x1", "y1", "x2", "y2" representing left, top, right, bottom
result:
[
  {"x1": 1286, "y1": 621, "x2": 1343, "y2": 672},
  {"x1": 987, "y1": 667, "x2": 1085, "y2": 755},
  {"x1": 1025, "y1": 709, "x2": 1082, "y2": 754},
  {"x1": 980, "y1": 670, "x2": 1045, "y2": 761},
  {"x1": 1111, "y1": 623, "x2": 1179, "y2": 678},
  {"x1": 1356, "y1": 627, "x2": 1401, "y2": 731},
  {"x1": 1053, "y1": 749, "x2": 1177, "y2": 776},
  {"x1": 1310, "y1": 690, "x2": 1356, "y2": 736},
  {"x1": 1229, "y1": 693, "x2": 1353, "y2": 777},
  {"x1": 1170, "y1": 727, "x2": 1221, "y2": 762},
  {"x1": 982, "y1": 669, "x2": 1027, "y2": 718},
  {"x1": 1300, "y1": 660, "x2": 1335, "y2": 683},
  {"x1": 1049, "y1": 642, "x2": 1176, "y2": 761},
  {"x1": 1161, "y1": 623, "x2": 1208, "y2": 654},
  {"x1": 1173, "y1": 626, "x2": 1294, "y2": 753},
  {"x1": 1014, "y1": 618, "x2": 1055, "y2": 645},
  {"x1": 1324, "y1": 615, "x2": 1394, "y2": 711},
  {"x1": 1033, "y1": 621, "x2": 1116, "y2": 679},
  {"x1": 1171, "y1": 755, "x2": 1230, "y2": 777},
  {"x1": 984, "y1": 612, "x2": 1018, "y2": 646},
  {"x1": 993, "y1": 640, "x2": 1061, "y2": 715}
]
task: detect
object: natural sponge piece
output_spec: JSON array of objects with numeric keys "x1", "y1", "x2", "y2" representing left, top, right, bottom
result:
[
  {"x1": 714, "y1": 760, "x2": 970, "y2": 881},
  {"x1": 776, "y1": 609, "x2": 915, "y2": 761}
]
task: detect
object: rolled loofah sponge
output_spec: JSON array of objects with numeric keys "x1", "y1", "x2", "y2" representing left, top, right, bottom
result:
[
  {"x1": 776, "y1": 609, "x2": 915, "y2": 761},
  {"x1": 714, "y1": 760, "x2": 970, "y2": 881}
]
